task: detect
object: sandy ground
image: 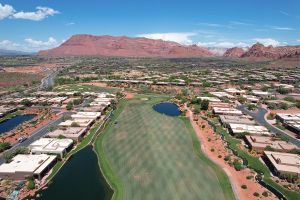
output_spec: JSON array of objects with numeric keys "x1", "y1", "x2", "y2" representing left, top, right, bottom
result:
[
  {"x1": 185, "y1": 105, "x2": 276, "y2": 200},
  {"x1": 124, "y1": 92, "x2": 134, "y2": 99},
  {"x1": 3, "y1": 64, "x2": 58, "y2": 74}
]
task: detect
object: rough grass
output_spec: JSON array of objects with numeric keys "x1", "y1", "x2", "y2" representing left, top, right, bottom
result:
[
  {"x1": 53, "y1": 84, "x2": 119, "y2": 93},
  {"x1": 0, "y1": 72, "x2": 41, "y2": 89},
  {"x1": 95, "y1": 96, "x2": 235, "y2": 200}
]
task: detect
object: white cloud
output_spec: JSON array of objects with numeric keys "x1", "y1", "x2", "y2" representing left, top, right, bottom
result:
[
  {"x1": 13, "y1": 6, "x2": 59, "y2": 21},
  {"x1": 137, "y1": 32, "x2": 197, "y2": 44},
  {"x1": 279, "y1": 11, "x2": 290, "y2": 16},
  {"x1": 0, "y1": 40, "x2": 20, "y2": 50},
  {"x1": 297, "y1": 39, "x2": 300, "y2": 42},
  {"x1": 66, "y1": 22, "x2": 75, "y2": 26},
  {"x1": 253, "y1": 38, "x2": 281, "y2": 47},
  {"x1": 271, "y1": 26, "x2": 295, "y2": 31},
  {"x1": 0, "y1": 4, "x2": 58, "y2": 21},
  {"x1": 229, "y1": 21, "x2": 252, "y2": 26},
  {"x1": 24, "y1": 37, "x2": 58, "y2": 48},
  {"x1": 0, "y1": 3, "x2": 14, "y2": 20},
  {"x1": 197, "y1": 41, "x2": 249, "y2": 48}
]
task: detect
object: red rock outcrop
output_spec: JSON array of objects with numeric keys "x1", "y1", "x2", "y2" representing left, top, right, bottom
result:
[
  {"x1": 223, "y1": 47, "x2": 245, "y2": 57},
  {"x1": 38, "y1": 35, "x2": 213, "y2": 57},
  {"x1": 242, "y1": 43, "x2": 300, "y2": 59}
]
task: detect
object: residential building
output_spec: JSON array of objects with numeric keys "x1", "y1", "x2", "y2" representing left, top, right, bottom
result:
[
  {"x1": 245, "y1": 135, "x2": 298, "y2": 153},
  {"x1": 219, "y1": 115, "x2": 255, "y2": 128},
  {"x1": 0, "y1": 154, "x2": 57, "y2": 180},
  {"x1": 264, "y1": 151, "x2": 300, "y2": 177},
  {"x1": 228, "y1": 123, "x2": 271, "y2": 136},
  {"x1": 213, "y1": 107, "x2": 243, "y2": 116},
  {"x1": 47, "y1": 127, "x2": 88, "y2": 141},
  {"x1": 29, "y1": 138, "x2": 73, "y2": 158}
]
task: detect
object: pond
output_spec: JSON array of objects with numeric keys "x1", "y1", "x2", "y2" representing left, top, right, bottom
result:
[
  {"x1": 0, "y1": 114, "x2": 36, "y2": 134},
  {"x1": 153, "y1": 102, "x2": 181, "y2": 116},
  {"x1": 36, "y1": 145, "x2": 112, "y2": 200}
]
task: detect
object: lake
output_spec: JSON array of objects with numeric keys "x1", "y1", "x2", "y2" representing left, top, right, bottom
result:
[
  {"x1": 36, "y1": 145, "x2": 112, "y2": 200},
  {"x1": 0, "y1": 114, "x2": 36, "y2": 134},
  {"x1": 153, "y1": 102, "x2": 181, "y2": 116}
]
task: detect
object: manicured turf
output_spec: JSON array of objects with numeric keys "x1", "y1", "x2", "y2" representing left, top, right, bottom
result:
[
  {"x1": 95, "y1": 97, "x2": 235, "y2": 200},
  {"x1": 53, "y1": 84, "x2": 120, "y2": 93}
]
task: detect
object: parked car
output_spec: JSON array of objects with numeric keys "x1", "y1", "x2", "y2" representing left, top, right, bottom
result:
[{"x1": 18, "y1": 136, "x2": 27, "y2": 143}]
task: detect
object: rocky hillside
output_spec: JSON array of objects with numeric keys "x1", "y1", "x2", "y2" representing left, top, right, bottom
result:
[
  {"x1": 224, "y1": 43, "x2": 300, "y2": 60},
  {"x1": 223, "y1": 47, "x2": 245, "y2": 57},
  {"x1": 38, "y1": 34, "x2": 213, "y2": 57}
]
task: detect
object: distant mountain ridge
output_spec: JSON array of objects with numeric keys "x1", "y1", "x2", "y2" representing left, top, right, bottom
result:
[
  {"x1": 38, "y1": 34, "x2": 213, "y2": 57},
  {"x1": 0, "y1": 49, "x2": 33, "y2": 56}
]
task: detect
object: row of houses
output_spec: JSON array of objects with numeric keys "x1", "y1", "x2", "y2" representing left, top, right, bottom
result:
[
  {"x1": 0, "y1": 92, "x2": 114, "y2": 181},
  {"x1": 205, "y1": 93, "x2": 300, "y2": 178},
  {"x1": 0, "y1": 106, "x2": 17, "y2": 118}
]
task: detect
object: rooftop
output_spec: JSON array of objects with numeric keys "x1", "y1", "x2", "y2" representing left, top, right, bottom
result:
[
  {"x1": 30, "y1": 138, "x2": 73, "y2": 154},
  {"x1": 213, "y1": 107, "x2": 243, "y2": 115},
  {"x1": 219, "y1": 115, "x2": 255, "y2": 125},
  {"x1": 264, "y1": 151, "x2": 300, "y2": 174},
  {"x1": 245, "y1": 135, "x2": 298, "y2": 151},
  {"x1": 0, "y1": 154, "x2": 56, "y2": 174},
  {"x1": 229, "y1": 123, "x2": 271, "y2": 135}
]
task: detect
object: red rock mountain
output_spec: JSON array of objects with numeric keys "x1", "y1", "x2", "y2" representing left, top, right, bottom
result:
[
  {"x1": 224, "y1": 43, "x2": 300, "y2": 60},
  {"x1": 223, "y1": 47, "x2": 245, "y2": 57},
  {"x1": 38, "y1": 34, "x2": 213, "y2": 57}
]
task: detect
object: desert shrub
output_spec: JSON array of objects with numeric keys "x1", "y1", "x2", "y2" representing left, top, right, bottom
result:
[
  {"x1": 224, "y1": 156, "x2": 230, "y2": 161},
  {"x1": 27, "y1": 177, "x2": 35, "y2": 190},
  {"x1": 253, "y1": 192, "x2": 259, "y2": 197},
  {"x1": 0, "y1": 142, "x2": 11, "y2": 153},
  {"x1": 241, "y1": 185, "x2": 247, "y2": 189},
  {"x1": 233, "y1": 159, "x2": 243, "y2": 171},
  {"x1": 262, "y1": 191, "x2": 268, "y2": 197}
]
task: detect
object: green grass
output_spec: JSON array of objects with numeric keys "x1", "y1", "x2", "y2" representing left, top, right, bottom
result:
[
  {"x1": 95, "y1": 96, "x2": 235, "y2": 200},
  {"x1": 53, "y1": 84, "x2": 120, "y2": 93},
  {"x1": 0, "y1": 111, "x2": 22, "y2": 123},
  {"x1": 211, "y1": 122, "x2": 300, "y2": 200}
]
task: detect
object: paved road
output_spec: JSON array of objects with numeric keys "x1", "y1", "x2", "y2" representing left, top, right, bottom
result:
[
  {"x1": 237, "y1": 105, "x2": 300, "y2": 147},
  {"x1": 0, "y1": 112, "x2": 72, "y2": 164},
  {"x1": 40, "y1": 70, "x2": 57, "y2": 90}
]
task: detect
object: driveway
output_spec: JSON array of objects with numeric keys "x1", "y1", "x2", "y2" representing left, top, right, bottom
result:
[{"x1": 237, "y1": 105, "x2": 300, "y2": 147}]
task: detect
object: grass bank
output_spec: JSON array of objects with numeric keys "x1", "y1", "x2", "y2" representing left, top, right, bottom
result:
[
  {"x1": 94, "y1": 100, "x2": 128, "y2": 200},
  {"x1": 0, "y1": 111, "x2": 22, "y2": 123}
]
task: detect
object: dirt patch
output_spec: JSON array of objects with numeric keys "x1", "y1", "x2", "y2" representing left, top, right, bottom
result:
[
  {"x1": 3, "y1": 64, "x2": 58, "y2": 74},
  {"x1": 125, "y1": 92, "x2": 134, "y2": 99}
]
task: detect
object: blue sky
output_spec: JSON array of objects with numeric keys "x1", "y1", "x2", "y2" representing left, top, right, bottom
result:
[{"x1": 0, "y1": 0, "x2": 300, "y2": 52}]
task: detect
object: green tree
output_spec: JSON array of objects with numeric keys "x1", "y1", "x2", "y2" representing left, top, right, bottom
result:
[
  {"x1": 0, "y1": 142, "x2": 11, "y2": 153},
  {"x1": 66, "y1": 102, "x2": 73, "y2": 110},
  {"x1": 71, "y1": 122, "x2": 80, "y2": 127},
  {"x1": 277, "y1": 87, "x2": 289, "y2": 94},
  {"x1": 200, "y1": 100, "x2": 209, "y2": 110}
]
